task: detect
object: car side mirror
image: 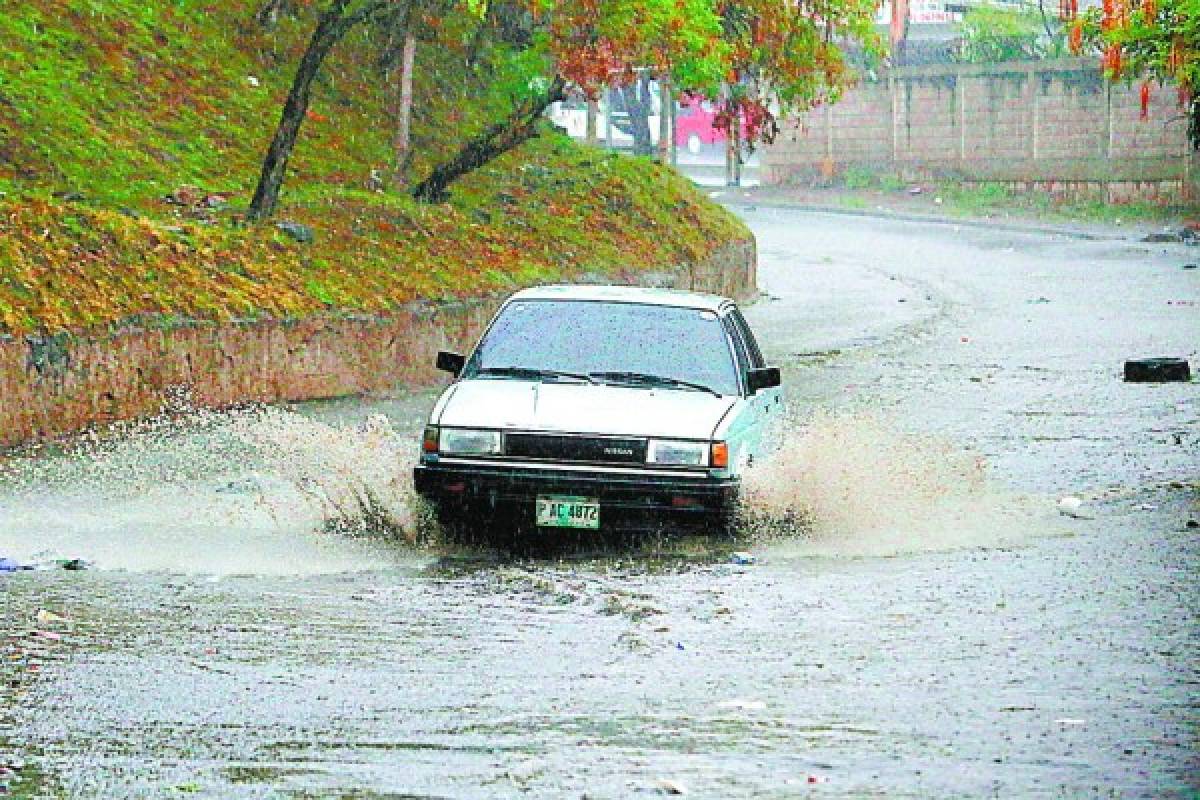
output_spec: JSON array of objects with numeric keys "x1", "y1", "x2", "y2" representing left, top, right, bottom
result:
[
  {"x1": 747, "y1": 366, "x2": 781, "y2": 393},
  {"x1": 436, "y1": 351, "x2": 465, "y2": 377}
]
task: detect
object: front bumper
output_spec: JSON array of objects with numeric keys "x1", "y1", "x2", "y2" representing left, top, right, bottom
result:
[{"x1": 413, "y1": 459, "x2": 739, "y2": 533}]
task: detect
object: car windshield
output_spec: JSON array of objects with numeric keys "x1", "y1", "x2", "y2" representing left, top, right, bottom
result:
[{"x1": 463, "y1": 300, "x2": 739, "y2": 396}]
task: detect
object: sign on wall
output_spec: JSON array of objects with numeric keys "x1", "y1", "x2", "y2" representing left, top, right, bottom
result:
[{"x1": 875, "y1": 0, "x2": 964, "y2": 24}]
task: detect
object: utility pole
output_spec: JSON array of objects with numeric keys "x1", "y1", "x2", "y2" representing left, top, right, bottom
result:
[
  {"x1": 657, "y1": 75, "x2": 672, "y2": 164},
  {"x1": 890, "y1": 0, "x2": 910, "y2": 64}
]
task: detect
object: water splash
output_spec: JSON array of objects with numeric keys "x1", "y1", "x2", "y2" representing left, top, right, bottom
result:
[
  {"x1": 742, "y1": 412, "x2": 1037, "y2": 557},
  {"x1": 232, "y1": 409, "x2": 417, "y2": 536},
  {"x1": 0, "y1": 405, "x2": 421, "y2": 575},
  {"x1": 0, "y1": 403, "x2": 1043, "y2": 572}
]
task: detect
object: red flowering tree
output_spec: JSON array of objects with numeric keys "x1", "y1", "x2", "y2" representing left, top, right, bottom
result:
[
  {"x1": 1066, "y1": 0, "x2": 1199, "y2": 147},
  {"x1": 713, "y1": 0, "x2": 882, "y2": 144}
]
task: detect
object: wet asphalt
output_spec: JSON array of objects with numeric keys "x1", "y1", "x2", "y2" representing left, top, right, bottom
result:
[{"x1": 1, "y1": 208, "x2": 1197, "y2": 798}]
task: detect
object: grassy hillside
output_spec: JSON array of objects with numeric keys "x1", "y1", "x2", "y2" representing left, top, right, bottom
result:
[{"x1": 0, "y1": 0, "x2": 749, "y2": 336}]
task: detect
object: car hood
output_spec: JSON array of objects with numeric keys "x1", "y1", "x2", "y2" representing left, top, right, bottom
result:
[{"x1": 434, "y1": 379, "x2": 737, "y2": 439}]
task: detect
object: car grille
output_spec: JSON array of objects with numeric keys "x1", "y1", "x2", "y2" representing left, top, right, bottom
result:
[{"x1": 504, "y1": 433, "x2": 648, "y2": 465}]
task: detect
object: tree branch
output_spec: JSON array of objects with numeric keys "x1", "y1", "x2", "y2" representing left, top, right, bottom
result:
[
  {"x1": 247, "y1": 0, "x2": 393, "y2": 221},
  {"x1": 411, "y1": 76, "x2": 566, "y2": 203}
]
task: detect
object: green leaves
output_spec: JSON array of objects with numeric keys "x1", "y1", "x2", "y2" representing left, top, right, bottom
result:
[
  {"x1": 1073, "y1": 0, "x2": 1199, "y2": 146},
  {"x1": 957, "y1": 6, "x2": 1058, "y2": 63}
]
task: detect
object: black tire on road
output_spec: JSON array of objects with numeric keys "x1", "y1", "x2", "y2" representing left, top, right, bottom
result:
[{"x1": 1123, "y1": 358, "x2": 1192, "y2": 383}]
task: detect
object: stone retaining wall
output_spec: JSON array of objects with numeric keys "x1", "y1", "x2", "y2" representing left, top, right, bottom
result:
[
  {"x1": 764, "y1": 59, "x2": 1196, "y2": 204},
  {"x1": 0, "y1": 239, "x2": 756, "y2": 449}
]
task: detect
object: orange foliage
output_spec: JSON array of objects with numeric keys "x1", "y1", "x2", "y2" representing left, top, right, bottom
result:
[
  {"x1": 1102, "y1": 43, "x2": 1124, "y2": 78},
  {"x1": 1068, "y1": 20, "x2": 1084, "y2": 53}
]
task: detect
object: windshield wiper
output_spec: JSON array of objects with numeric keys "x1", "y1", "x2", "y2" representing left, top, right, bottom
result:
[
  {"x1": 476, "y1": 366, "x2": 594, "y2": 383},
  {"x1": 588, "y1": 371, "x2": 722, "y2": 397}
]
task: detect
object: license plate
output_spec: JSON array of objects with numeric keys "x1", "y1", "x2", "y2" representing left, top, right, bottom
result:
[{"x1": 535, "y1": 495, "x2": 600, "y2": 530}]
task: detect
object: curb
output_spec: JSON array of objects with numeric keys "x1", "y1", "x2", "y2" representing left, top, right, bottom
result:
[{"x1": 715, "y1": 198, "x2": 1138, "y2": 242}]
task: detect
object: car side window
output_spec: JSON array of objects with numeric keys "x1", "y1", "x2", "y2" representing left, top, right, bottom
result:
[
  {"x1": 731, "y1": 308, "x2": 765, "y2": 368},
  {"x1": 723, "y1": 314, "x2": 752, "y2": 391}
]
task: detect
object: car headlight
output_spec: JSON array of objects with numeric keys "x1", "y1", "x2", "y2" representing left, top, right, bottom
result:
[
  {"x1": 437, "y1": 427, "x2": 502, "y2": 455},
  {"x1": 647, "y1": 439, "x2": 709, "y2": 466}
]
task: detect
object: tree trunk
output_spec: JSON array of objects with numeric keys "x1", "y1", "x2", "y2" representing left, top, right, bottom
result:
[
  {"x1": 620, "y1": 76, "x2": 654, "y2": 156},
  {"x1": 657, "y1": 75, "x2": 671, "y2": 164},
  {"x1": 586, "y1": 98, "x2": 598, "y2": 145},
  {"x1": 1189, "y1": 93, "x2": 1199, "y2": 151},
  {"x1": 732, "y1": 117, "x2": 742, "y2": 186},
  {"x1": 247, "y1": 0, "x2": 387, "y2": 222},
  {"x1": 412, "y1": 77, "x2": 565, "y2": 203},
  {"x1": 668, "y1": 89, "x2": 678, "y2": 167},
  {"x1": 392, "y1": 31, "x2": 417, "y2": 189},
  {"x1": 604, "y1": 87, "x2": 615, "y2": 148},
  {"x1": 723, "y1": 87, "x2": 737, "y2": 186}
]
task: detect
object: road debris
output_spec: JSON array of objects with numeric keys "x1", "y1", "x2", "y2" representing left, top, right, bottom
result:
[
  {"x1": 1123, "y1": 358, "x2": 1191, "y2": 383},
  {"x1": 1057, "y1": 496, "x2": 1089, "y2": 518},
  {"x1": 275, "y1": 221, "x2": 315, "y2": 244},
  {"x1": 1141, "y1": 227, "x2": 1199, "y2": 244},
  {"x1": 35, "y1": 610, "x2": 66, "y2": 625},
  {"x1": 655, "y1": 778, "x2": 688, "y2": 795},
  {"x1": 0, "y1": 757, "x2": 27, "y2": 796}
]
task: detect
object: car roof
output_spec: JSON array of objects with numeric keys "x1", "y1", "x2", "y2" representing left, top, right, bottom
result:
[{"x1": 506, "y1": 284, "x2": 733, "y2": 312}]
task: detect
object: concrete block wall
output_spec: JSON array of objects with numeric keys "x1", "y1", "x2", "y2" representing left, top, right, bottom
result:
[{"x1": 765, "y1": 59, "x2": 1195, "y2": 204}]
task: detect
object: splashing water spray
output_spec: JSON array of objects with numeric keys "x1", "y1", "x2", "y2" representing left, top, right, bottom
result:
[
  {"x1": 740, "y1": 411, "x2": 1036, "y2": 557},
  {"x1": 0, "y1": 402, "x2": 423, "y2": 576},
  {"x1": 0, "y1": 398, "x2": 1040, "y2": 573}
]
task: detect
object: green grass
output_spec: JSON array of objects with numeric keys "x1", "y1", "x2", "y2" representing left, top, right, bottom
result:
[
  {"x1": 0, "y1": 1, "x2": 749, "y2": 335},
  {"x1": 825, "y1": 167, "x2": 1196, "y2": 224},
  {"x1": 842, "y1": 166, "x2": 876, "y2": 190},
  {"x1": 0, "y1": 137, "x2": 748, "y2": 334},
  {"x1": 935, "y1": 181, "x2": 1193, "y2": 223},
  {"x1": 837, "y1": 167, "x2": 907, "y2": 193}
]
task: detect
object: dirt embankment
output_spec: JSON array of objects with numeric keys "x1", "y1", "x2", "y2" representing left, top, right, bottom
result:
[{"x1": 0, "y1": 239, "x2": 756, "y2": 449}]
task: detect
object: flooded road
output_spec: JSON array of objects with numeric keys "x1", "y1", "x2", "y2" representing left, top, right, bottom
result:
[{"x1": 2, "y1": 210, "x2": 1197, "y2": 798}]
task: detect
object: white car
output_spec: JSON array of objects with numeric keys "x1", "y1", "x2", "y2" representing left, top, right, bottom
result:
[{"x1": 413, "y1": 285, "x2": 782, "y2": 539}]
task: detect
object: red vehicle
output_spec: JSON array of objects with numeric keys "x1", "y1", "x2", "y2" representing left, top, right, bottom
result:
[
  {"x1": 674, "y1": 95, "x2": 725, "y2": 154},
  {"x1": 674, "y1": 94, "x2": 749, "y2": 155}
]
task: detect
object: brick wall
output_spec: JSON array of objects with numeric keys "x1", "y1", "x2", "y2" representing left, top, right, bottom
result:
[{"x1": 764, "y1": 59, "x2": 1195, "y2": 204}]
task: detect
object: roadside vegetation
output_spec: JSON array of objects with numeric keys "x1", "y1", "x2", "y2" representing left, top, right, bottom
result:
[
  {"x1": 826, "y1": 168, "x2": 1197, "y2": 225},
  {"x1": 0, "y1": 1, "x2": 751, "y2": 336},
  {"x1": 933, "y1": 182, "x2": 1191, "y2": 223},
  {"x1": 0, "y1": 142, "x2": 743, "y2": 334}
]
